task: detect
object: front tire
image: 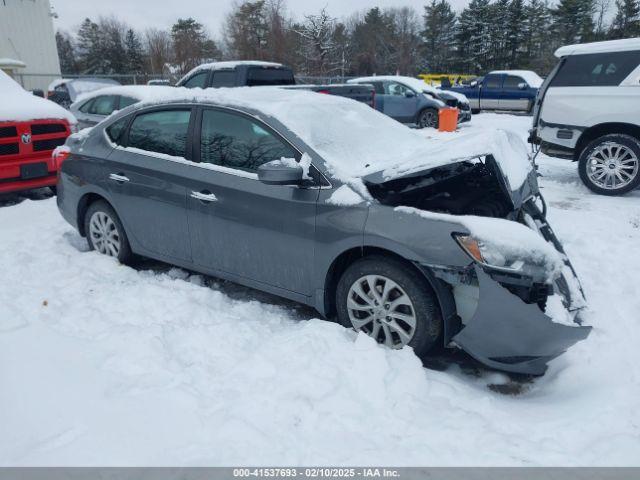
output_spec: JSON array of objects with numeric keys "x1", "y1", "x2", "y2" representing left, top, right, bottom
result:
[
  {"x1": 578, "y1": 134, "x2": 640, "y2": 195},
  {"x1": 84, "y1": 200, "x2": 132, "y2": 263},
  {"x1": 417, "y1": 108, "x2": 439, "y2": 129},
  {"x1": 336, "y1": 256, "x2": 442, "y2": 357}
]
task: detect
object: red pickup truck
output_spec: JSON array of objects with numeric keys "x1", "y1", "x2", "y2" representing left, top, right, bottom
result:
[{"x1": 0, "y1": 71, "x2": 76, "y2": 194}]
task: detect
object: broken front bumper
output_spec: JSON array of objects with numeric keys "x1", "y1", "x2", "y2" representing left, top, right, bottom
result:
[{"x1": 435, "y1": 199, "x2": 591, "y2": 375}]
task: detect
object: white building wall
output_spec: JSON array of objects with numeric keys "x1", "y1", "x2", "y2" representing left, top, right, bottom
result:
[{"x1": 0, "y1": 0, "x2": 61, "y2": 91}]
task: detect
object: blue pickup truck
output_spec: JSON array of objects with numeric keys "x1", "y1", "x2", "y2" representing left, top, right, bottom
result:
[{"x1": 442, "y1": 70, "x2": 543, "y2": 114}]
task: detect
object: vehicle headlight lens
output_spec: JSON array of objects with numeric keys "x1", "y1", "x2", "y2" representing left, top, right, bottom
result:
[{"x1": 453, "y1": 233, "x2": 509, "y2": 268}]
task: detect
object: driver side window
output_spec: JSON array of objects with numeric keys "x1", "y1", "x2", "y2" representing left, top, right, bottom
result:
[{"x1": 385, "y1": 82, "x2": 410, "y2": 96}]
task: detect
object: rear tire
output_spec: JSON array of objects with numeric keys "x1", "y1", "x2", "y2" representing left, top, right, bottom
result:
[
  {"x1": 336, "y1": 256, "x2": 442, "y2": 358},
  {"x1": 417, "y1": 108, "x2": 439, "y2": 129},
  {"x1": 84, "y1": 200, "x2": 132, "y2": 263},
  {"x1": 578, "y1": 134, "x2": 640, "y2": 196}
]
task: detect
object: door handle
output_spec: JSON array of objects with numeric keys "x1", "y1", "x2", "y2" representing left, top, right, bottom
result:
[
  {"x1": 190, "y1": 191, "x2": 218, "y2": 203},
  {"x1": 109, "y1": 173, "x2": 129, "y2": 183}
]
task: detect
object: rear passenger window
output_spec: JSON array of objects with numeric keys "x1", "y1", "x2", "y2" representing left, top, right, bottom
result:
[
  {"x1": 79, "y1": 99, "x2": 94, "y2": 113},
  {"x1": 106, "y1": 116, "x2": 129, "y2": 144},
  {"x1": 483, "y1": 76, "x2": 502, "y2": 89},
  {"x1": 128, "y1": 110, "x2": 191, "y2": 158},
  {"x1": 210, "y1": 70, "x2": 236, "y2": 87},
  {"x1": 89, "y1": 95, "x2": 117, "y2": 115},
  {"x1": 200, "y1": 109, "x2": 297, "y2": 173},
  {"x1": 119, "y1": 96, "x2": 138, "y2": 109},
  {"x1": 503, "y1": 76, "x2": 525, "y2": 89},
  {"x1": 551, "y1": 51, "x2": 640, "y2": 87},
  {"x1": 183, "y1": 72, "x2": 208, "y2": 88}
]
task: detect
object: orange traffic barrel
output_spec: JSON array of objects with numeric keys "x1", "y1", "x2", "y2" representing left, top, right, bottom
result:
[{"x1": 438, "y1": 107, "x2": 458, "y2": 132}]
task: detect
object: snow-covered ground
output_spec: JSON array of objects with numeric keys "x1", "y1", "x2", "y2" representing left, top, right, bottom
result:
[{"x1": 1, "y1": 113, "x2": 640, "y2": 466}]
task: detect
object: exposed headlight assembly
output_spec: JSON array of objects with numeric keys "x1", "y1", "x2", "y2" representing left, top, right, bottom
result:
[{"x1": 453, "y1": 233, "x2": 524, "y2": 272}]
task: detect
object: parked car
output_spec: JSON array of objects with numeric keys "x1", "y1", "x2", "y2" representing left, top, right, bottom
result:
[
  {"x1": 70, "y1": 85, "x2": 173, "y2": 129},
  {"x1": 530, "y1": 38, "x2": 640, "y2": 196},
  {"x1": 443, "y1": 70, "x2": 543, "y2": 114},
  {"x1": 347, "y1": 75, "x2": 471, "y2": 128},
  {"x1": 48, "y1": 78, "x2": 121, "y2": 109},
  {"x1": 56, "y1": 87, "x2": 590, "y2": 375},
  {"x1": 177, "y1": 61, "x2": 375, "y2": 107},
  {"x1": 0, "y1": 70, "x2": 76, "y2": 194}
]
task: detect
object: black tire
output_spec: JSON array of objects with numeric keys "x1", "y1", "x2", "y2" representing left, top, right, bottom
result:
[
  {"x1": 336, "y1": 256, "x2": 442, "y2": 358},
  {"x1": 49, "y1": 186, "x2": 57, "y2": 195},
  {"x1": 578, "y1": 134, "x2": 640, "y2": 196},
  {"x1": 83, "y1": 200, "x2": 133, "y2": 263},
  {"x1": 417, "y1": 108, "x2": 439, "y2": 129},
  {"x1": 471, "y1": 108, "x2": 480, "y2": 115}
]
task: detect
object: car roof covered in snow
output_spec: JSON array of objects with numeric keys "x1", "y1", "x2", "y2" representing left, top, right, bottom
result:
[
  {"x1": 73, "y1": 85, "x2": 177, "y2": 107},
  {"x1": 0, "y1": 70, "x2": 76, "y2": 124},
  {"x1": 126, "y1": 86, "x2": 530, "y2": 191},
  {"x1": 555, "y1": 38, "x2": 640, "y2": 57},
  {"x1": 489, "y1": 70, "x2": 543, "y2": 88}
]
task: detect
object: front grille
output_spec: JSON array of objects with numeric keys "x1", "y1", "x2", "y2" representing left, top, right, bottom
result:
[
  {"x1": 31, "y1": 123, "x2": 67, "y2": 135},
  {"x1": 0, "y1": 143, "x2": 19, "y2": 156},
  {"x1": 459, "y1": 101, "x2": 470, "y2": 110},
  {"x1": 0, "y1": 126, "x2": 18, "y2": 138},
  {"x1": 33, "y1": 137, "x2": 66, "y2": 152}
]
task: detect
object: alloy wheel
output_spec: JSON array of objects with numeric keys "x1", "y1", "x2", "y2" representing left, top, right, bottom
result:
[
  {"x1": 346, "y1": 274, "x2": 417, "y2": 348},
  {"x1": 420, "y1": 110, "x2": 437, "y2": 128},
  {"x1": 89, "y1": 211, "x2": 121, "y2": 257},
  {"x1": 586, "y1": 142, "x2": 639, "y2": 191}
]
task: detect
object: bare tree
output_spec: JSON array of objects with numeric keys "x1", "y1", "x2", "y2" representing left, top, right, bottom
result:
[
  {"x1": 296, "y1": 8, "x2": 338, "y2": 76},
  {"x1": 145, "y1": 28, "x2": 173, "y2": 74}
]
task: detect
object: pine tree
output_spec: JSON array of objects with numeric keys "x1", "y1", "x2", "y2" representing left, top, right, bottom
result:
[
  {"x1": 76, "y1": 18, "x2": 101, "y2": 73},
  {"x1": 55, "y1": 30, "x2": 78, "y2": 74},
  {"x1": 171, "y1": 18, "x2": 219, "y2": 73},
  {"x1": 551, "y1": 0, "x2": 596, "y2": 44},
  {"x1": 124, "y1": 29, "x2": 145, "y2": 74},
  {"x1": 521, "y1": 0, "x2": 555, "y2": 72},
  {"x1": 456, "y1": 0, "x2": 493, "y2": 73},
  {"x1": 505, "y1": 0, "x2": 526, "y2": 68},
  {"x1": 610, "y1": 0, "x2": 640, "y2": 38},
  {"x1": 422, "y1": 0, "x2": 457, "y2": 73}
]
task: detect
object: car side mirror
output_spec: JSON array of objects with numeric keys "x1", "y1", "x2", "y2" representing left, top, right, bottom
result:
[
  {"x1": 258, "y1": 162, "x2": 304, "y2": 186},
  {"x1": 405, "y1": 90, "x2": 416, "y2": 98},
  {"x1": 518, "y1": 82, "x2": 527, "y2": 90},
  {"x1": 470, "y1": 81, "x2": 478, "y2": 88}
]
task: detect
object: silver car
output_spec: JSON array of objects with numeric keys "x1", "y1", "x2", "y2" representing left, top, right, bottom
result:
[{"x1": 56, "y1": 87, "x2": 590, "y2": 375}]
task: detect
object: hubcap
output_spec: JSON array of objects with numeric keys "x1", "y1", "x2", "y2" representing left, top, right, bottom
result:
[
  {"x1": 586, "y1": 142, "x2": 639, "y2": 190},
  {"x1": 346, "y1": 275, "x2": 417, "y2": 348},
  {"x1": 89, "y1": 211, "x2": 121, "y2": 257},
  {"x1": 420, "y1": 111, "x2": 437, "y2": 128}
]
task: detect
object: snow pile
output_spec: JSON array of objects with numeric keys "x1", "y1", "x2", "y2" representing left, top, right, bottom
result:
[
  {"x1": 395, "y1": 206, "x2": 564, "y2": 279},
  {"x1": 124, "y1": 86, "x2": 529, "y2": 191},
  {"x1": 490, "y1": 70, "x2": 544, "y2": 88},
  {"x1": 66, "y1": 78, "x2": 120, "y2": 101},
  {"x1": 326, "y1": 185, "x2": 364, "y2": 206},
  {"x1": 0, "y1": 70, "x2": 76, "y2": 124}
]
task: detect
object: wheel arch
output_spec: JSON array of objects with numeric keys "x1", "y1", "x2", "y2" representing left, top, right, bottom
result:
[
  {"x1": 77, "y1": 192, "x2": 113, "y2": 237},
  {"x1": 415, "y1": 105, "x2": 439, "y2": 126},
  {"x1": 575, "y1": 122, "x2": 640, "y2": 160},
  {"x1": 322, "y1": 246, "x2": 458, "y2": 346}
]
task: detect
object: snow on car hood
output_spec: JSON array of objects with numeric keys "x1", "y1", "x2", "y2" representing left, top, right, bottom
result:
[
  {"x1": 0, "y1": 70, "x2": 76, "y2": 124},
  {"x1": 130, "y1": 86, "x2": 530, "y2": 190}
]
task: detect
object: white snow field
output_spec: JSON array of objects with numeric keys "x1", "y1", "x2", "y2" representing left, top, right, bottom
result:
[{"x1": 1, "y1": 113, "x2": 640, "y2": 466}]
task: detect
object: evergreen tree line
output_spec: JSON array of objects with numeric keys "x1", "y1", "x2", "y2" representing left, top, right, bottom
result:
[{"x1": 56, "y1": 0, "x2": 640, "y2": 78}]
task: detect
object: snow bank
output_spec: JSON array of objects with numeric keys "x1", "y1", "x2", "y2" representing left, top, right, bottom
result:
[
  {"x1": 395, "y1": 206, "x2": 564, "y2": 279},
  {"x1": 129, "y1": 87, "x2": 530, "y2": 191},
  {"x1": 0, "y1": 70, "x2": 76, "y2": 124}
]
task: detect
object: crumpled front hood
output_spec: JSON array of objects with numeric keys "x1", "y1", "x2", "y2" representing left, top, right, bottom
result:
[{"x1": 368, "y1": 129, "x2": 534, "y2": 193}]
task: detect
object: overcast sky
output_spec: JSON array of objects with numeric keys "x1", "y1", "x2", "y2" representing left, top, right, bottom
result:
[{"x1": 50, "y1": 0, "x2": 470, "y2": 36}]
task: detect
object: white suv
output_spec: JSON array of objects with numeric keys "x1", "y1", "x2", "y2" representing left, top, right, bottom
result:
[{"x1": 531, "y1": 38, "x2": 640, "y2": 195}]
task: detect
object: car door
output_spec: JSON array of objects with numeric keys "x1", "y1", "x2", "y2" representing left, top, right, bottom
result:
[
  {"x1": 185, "y1": 107, "x2": 319, "y2": 295},
  {"x1": 480, "y1": 74, "x2": 503, "y2": 109},
  {"x1": 381, "y1": 81, "x2": 419, "y2": 122},
  {"x1": 104, "y1": 107, "x2": 194, "y2": 262},
  {"x1": 499, "y1": 75, "x2": 530, "y2": 111}
]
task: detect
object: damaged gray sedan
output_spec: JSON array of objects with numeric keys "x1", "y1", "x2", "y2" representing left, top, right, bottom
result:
[{"x1": 56, "y1": 87, "x2": 591, "y2": 375}]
